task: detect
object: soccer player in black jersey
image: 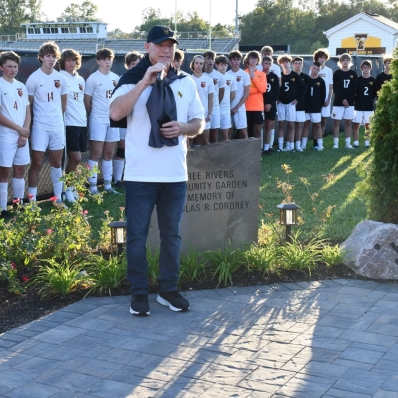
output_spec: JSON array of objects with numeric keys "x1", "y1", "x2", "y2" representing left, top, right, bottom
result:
[
  {"x1": 277, "y1": 55, "x2": 307, "y2": 152},
  {"x1": 262, "y1": 56, "x2": 280, "y2": 154},
  {"x1": 332, "y1": 53, "x2": 357, "y2": 149},
  {"x1": 353, "y1": 60, "x2": 377, "y2": 148},
  {"x1": 302, "y1": 62, "x2": 326, "y2": 150},
  {"x1": 376, "y1": 56, "x2": 393, "y2": 96},
  {"x1": 293, "y1": 57, "x2": 308, "y2": 151}
]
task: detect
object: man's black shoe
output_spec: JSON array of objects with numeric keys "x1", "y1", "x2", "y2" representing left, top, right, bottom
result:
[
  {"x1": 130, "y1": 294, "x2": 150, "y2": 316},
  {"x1": 157, "y1": 291, "x2": 189, "y2": 312},
  {"x1": 262, "y1": 149, "x2": 272, "y2": 156},
  {"x1": 114, "y1": 181, "x2": 125, "y2": 191}
]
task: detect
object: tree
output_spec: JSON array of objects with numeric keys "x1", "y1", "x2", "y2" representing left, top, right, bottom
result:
[
  {"x1": 58, "y1": 0, "x2": 101, "y2": 22},
  {"x1": 135, "y1": 7, "x2": 172, "y2": 32},
  {"x1": 0, "y1": 0, "x2": 42, "y2": 34}
]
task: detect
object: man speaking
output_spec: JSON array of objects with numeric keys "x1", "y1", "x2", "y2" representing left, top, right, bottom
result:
[{"x1": 110, "y1": 26, "x2": 204, "y2": 316}]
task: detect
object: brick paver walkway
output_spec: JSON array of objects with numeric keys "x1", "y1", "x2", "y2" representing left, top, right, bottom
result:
[{"x1": 1, "y1": 279, "x2": 398, "y2": 397}]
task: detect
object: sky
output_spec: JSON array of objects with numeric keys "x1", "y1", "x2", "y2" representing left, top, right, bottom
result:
[{"x1": 39, "y1": 0, "x2": 259, "y2": 32}]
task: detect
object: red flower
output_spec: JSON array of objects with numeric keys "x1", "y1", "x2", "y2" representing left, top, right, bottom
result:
[
  {"x1": 13, "y1": 198, "x2": 20, "y2": 204},
  {"x1": 78, "y1": 192, "x2": 84, "y2": 197},
  {"x1": 11, "y1": 263, "x2": 17, "y2": 269},
  {"x1": 28, "y1": 194, "x2": 34, "y2": 199},
  {"x1": 50, "y1": 196, "x2": 58, "y2": 202},
  {"x1": 46, "y1": 228, "x2": 53, "y2": 234},
  {"x1": 21, "y1": 276, "x2": 29, "y2": 282},
  {"x1": 86, "y1": 164, "x2": 90, "y2": 169},
  {"x1": 83, "y1": 210, "x2": 88, "y2": 215}
]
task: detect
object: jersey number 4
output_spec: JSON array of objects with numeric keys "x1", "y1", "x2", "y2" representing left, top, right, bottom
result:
[{"x1": 13, "y1": 101, "x2": 18, "y2": 110}]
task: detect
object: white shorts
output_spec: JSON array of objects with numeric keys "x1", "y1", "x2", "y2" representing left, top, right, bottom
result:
[
  {"x1": 321, "y1": 105, "x2": 331, "y2": 117},
  {"x1": 353, "y1": 110, "x2": 373, "y2": 124},
  {"x1": 119, "y1": 128, "x2": 127, "y2": 140},
  {"x1": 332, "y1": 106, "x2": 354, "y2": 120},
  {"x1": 31, "y1": 129, "x2": 65, "y2": 151},
  {"x1": 0, "y1": 140, "x2": 30, "y2": 167},
  {"x1": 295, "y1": 111, "x2": 306, "y2": 123},
  {"x1": 204, "y1": 121, "x2": 211, "y2": 130},
  {"x1": 231, "y1": 111, "x2": 247, "y2": 129},
  {"x1": 305, "y1": 113, "x2": 322, "y2": 123},
  {"x1": 210, "y1": 109, "x2": 220, "y2": 129},
  {"x1": 277, "y1": 103, "x2": 296, "y2": 122},
  {"x1": 220, "y1": 113, "x2": 231, "y2": 129},
  {"x1": 89, "y1": 123, "x2": 120, "y2": 142}
]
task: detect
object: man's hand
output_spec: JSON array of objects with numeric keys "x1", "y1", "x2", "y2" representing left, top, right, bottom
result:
[
  {"x1": 342, "y1": 99, "x2": 349, "y2": 108},
  {"x1": 205, "y1": 114, "x2": 212, "y2": 122},
  {"x1": 324, "y1": 99, "x2": 330, "y2": 106},
  {"x1": 291, "y1": 99, "x2": 298, "y2": 105},
  {"x1": 264, "y1": 104, "x2": 272, "y2": 112},
  {"x1": 160, "y1": 120, "x2": 182, "y2": 139},
  {"x1": 142, "y1": 63, "x2": 167, "y2": 86},
  {"x1": 231, "y1": 106, "x2": 239, "y2": 115},
  {"x1": 18, "y1": 126, "x2": 30, "y2": 138},
  {"x1": 17, "y1": 135, "x2": 27, "y2": 148}
]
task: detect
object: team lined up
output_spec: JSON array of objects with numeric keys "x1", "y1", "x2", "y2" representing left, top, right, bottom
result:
[
  {"x1": 177, "y1": 47, "x2": 392, "y2": 154},
  {"x1": 0, "y1": 42, "x2": 143, "y2": 217}
]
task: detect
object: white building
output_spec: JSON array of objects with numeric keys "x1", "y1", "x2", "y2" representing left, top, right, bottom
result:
[{"x1": 324, "y1": 12, "x2": 398, "y2": 56}]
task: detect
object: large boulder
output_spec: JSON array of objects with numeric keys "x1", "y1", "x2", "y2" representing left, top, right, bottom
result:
[{"x1": 342, "y1": 220, "x2": 398, "y2": 279}]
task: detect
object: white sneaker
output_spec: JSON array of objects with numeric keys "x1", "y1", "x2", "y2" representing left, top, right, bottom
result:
[
  {"x1": 65, "y1": 190, "x2": 77, "y2": 203},
  {"x1": 345, "y1": 144, "x2": 353, "y2": 149},
  {"x1": 296, "y1": 147, "x2": 303, "y2": 152},
  {"x1": 55, "y1": 199, "x2": 68, "y2": 208},
  {"x1": 90, "y1": 189, "x2": 100, "y2": 195},
  {"x1": 301, "y1": 146, "x2": 306, "y2": 150},
  {"x1": 333, "y1": 144, "x2": 338, "y2": 149},
  {"x1": 104, "y1": 187, "x2": 122, "y2": 195},
  {"x1": 317, "y1": 146, "x2": 325, "y2": 151}
]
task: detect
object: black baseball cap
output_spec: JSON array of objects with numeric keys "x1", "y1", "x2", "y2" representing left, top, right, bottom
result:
[{"x1": 147, "y1": 25, "x2": 179, "y2": 45}]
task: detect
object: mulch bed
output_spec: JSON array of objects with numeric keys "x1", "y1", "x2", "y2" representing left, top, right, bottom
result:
[{"x1": 1, "y1": 263, "x2": 395, "y2": 334}]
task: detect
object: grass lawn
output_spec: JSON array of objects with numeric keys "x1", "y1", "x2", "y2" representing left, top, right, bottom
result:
[
  {"x1": 38, "y1": 133, "x2": 369, "y2": 245},
  {"x1": 260, "y1": 133, "x2": 369, "y2": 242}
]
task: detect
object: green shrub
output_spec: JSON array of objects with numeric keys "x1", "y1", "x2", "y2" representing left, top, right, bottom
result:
[
  {"x1": 320, "y1": 244, "x2": 346, "y2": 267},
  {"x1": 84, "y1": 252, "x2": 126, "y2": 296},
  {"x1": 146, "y1": 244, "x2": 160, "y2": 285},
  {"x1": 363, "y1": 49, "x2": 398, "y2": 222},
  {"x1": 179, "y1": 246, "x2": 206, "y2": 282},
  {"x1": 245, "y1": 243, "x2": 281, "y2": 277},
  {"x1": 204, "y1": 241, "x2": 247, "y2": 287}
]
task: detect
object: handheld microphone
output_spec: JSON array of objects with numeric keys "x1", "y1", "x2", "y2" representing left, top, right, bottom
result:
[{"x1": 156, "y1": 63, "x2": 166, "y2": 82}]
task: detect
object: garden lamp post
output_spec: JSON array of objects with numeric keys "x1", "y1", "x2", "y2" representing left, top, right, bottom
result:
[
  {"x1": 108, "y1": 221, "x2": 127, "y2": 254},
  {"x1": 276, "y1": 203, "x2": 300, "y2": 243}
]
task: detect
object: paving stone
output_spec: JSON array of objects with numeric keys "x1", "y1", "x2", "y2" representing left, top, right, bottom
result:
[
  {"x1": 338, "y1": 346, "x2": 385, "y2": 364},
  {"x1": 154, "y1": 377, "x2": 213, "y2": 397},
  {"x1": 35, "y1": 368, "x2": 101, "y2": 391},
  {"x1": 199, "y1": 383, "x2": 252, "y2": 397},
  {"x1": 0, "y1": 339, "x2": 16, "y2": 349},
  {"x1": 0, "y1": 368, "x2": 37, "y2": 394},
  {"x1": 381, "y1": 343, "x2": 398, "y2": 361},
  {"x1": 96, "y1": 347, "x2": 162, "y2": 368},
  {"x1": 23, "y1": 342, "x2": 85, "y2": 361},
  {"x1": 58, "y1": 356, "x2": 92, "y2": 371},
  {"x1": 86, "y1": 379, "x2": 156, "y2": 397},
  {"x1": 4, "y1": 328, "x2": 41, "y2": 338},
  {"x1": 298, "y1": 361, "x2": 348, "y2": 379},
  {"x1": 332, "y1": 358, "x2": 374, "y2": 371},
  {"x1": 374, "y1": 359, "x2": 398, "y2": 372},
  {"x1": 374, "y1": 391, "x2": 398, "y2": 398},
  {"x1": 291, "y1": 336, "x2": 351, "y2": 352},
  {"x1": 247, "y1": 342, "x2": 305, "y2": 366},
  {"x1": 321, "y1": 280, "x2": 347, "y2": 288},
  {"x1": 0, "y1": 350, "x2": 32, "y2": 370},
  {"x1": 333, "y1": 368, "x2": 389, "y2": 395},
  {"x1": 32, "y1": 325, "x2": 85, "y2": 344},
  {"x1": 4, "y1": 381, "x2": 60, "y2": 397},
  {"x1": 324, "y1": 387, "x2": 372, "y2": 397},
  {"x1": 107, "y1": 366, "x2": 165, "y2": 388},
  {"x1": 200, "y1": 363, "x2": 256, "y2": 386},
  {"x1": 65, "y1": 315, "x2": 119, "y2": 332},
  {"x1": 350, "y1": 342, "x2": 390, "y2": 353},
  {"x1": 380, "y1": 372, "x2": 398, "y2": 392},
  {"x1": 383, "y1": 292, "x2": 398, "y2": 302},
  {"x1": 367, "y1": 322, "x2": 398, "y2": 336},
  {"x1": 375, "y1": 284, "x2": 398, "y2": 293},
  {"x1": 6, "y1": 340, "x2": 40, "y2": 352},
  {"x1": 339, "y1": 329, "x2": 398, "y2": 347},
  {"x1": 346, "y1": 280, "x2": 367, "y2": 287},
  {"x1": 13, "y1": 356, "x2": 61, "y2": 374},
  {"x1": 74, "y1": 358, "x2": 124, "y2": 378},
  {"x1": 332, "y1": 279, "x2": 349, "y2": 285},
  {"x1": 0, "y1": 332, "x2": 29, "y2": 344},
  {"x1": 179, "y1": 362, "x2": 215, "y2": 379}
]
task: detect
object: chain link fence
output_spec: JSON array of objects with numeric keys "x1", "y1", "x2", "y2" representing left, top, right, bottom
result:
[{"x1": 2, "y1": 49, "x2": 385, "y2": 202}]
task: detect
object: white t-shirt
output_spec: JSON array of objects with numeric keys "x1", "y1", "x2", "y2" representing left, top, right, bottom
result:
[
  {"x1": 190, "y1": 74, "x2": 215, "y2": 118},
  {"x1": 308, "y1": 65, "x2": 333, "y2": 101},
  {"x1": 205, "y1": 69, "x2": 226, "y2": 109},
  {"x1": 227, "y1": 68, "x2": 251, "y2": 111},
  {"x1": 0, "y1": 78, "x2": 29, "y2": 143},
  {"x1": 257, "y1": 63, "x2": 281, "y2": 77},
  {"x1": 60, "y1": 70, "x2": 87, "y2": 127},
  {"x1": 85, "y1": 70, "x2": 119, "y2": 124},
  {"x1": 110, "y1": 76, "x2": 204, "y2": 183},
  {"x1": 219, "y1": 73, "x2": 237, "y2": 113},
  {"x1": 26, "y1": 68, "x2": 68, "y2": 131}
]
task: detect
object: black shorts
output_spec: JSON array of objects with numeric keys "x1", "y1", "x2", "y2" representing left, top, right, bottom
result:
[
  {"x1": 66, "y1": 126, "x2": 88, "y2": 152},
  {"x1": 264, "y1": 106, "x2": 277, "y2": 121},
  {"x1": 246, "y1": 111, "x2": 264, "y2": 126}
]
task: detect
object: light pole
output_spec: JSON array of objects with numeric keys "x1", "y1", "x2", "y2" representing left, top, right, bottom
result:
[
  {"x1": 235, "y1": 0, "x2": 239, "y2": 36},
  {"x1": 209, "y1": 0, "x2": 212, "y2": 50}
]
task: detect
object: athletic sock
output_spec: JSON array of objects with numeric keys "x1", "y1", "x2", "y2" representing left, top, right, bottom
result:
[
  {"x1": 353, "y1": 140, "x2": 359, "y2": 146},
  {"x1": 270, "y1": 129, "x2": 275, "y2": 147},
  {"x1": 12, "y1": 178, "x2": 25, "y2": 202},
  {"x1": 278, "y1": 137, "x2": 284, "y2": 150},
  {"x1": 318, "y1": 138, "x2": 323, "y2": 148},
  {"x1": 301, "y1": 137, "x2": 308, "y2": 148},
  {"x1": 87, "y1": 159, "x2": 98, "y2": 192},
  {"x1": 333, "y1": 137, "x2": 339, "y2": 146},
  {"x1": 365, "y1": 139, "x2": 370, "y2": 146},
  {"x1": 51, "y1": 167, "x2": 63, "y2": 200},
  {"x1": 345, "y1": 137, "x2": 351, "y2": 146},
  {"x1": 295, "y1": 141, "x2": 301, "y2": 150},
  {"x1": 113, "y1": 159, "x2": 124, "y2": 183},
  {"x1": 28, "y1": 187, "x2": 37, "y2": 202},
  {"x1": 0, "y1": 182, "x2": 8, "y2": 211},
  {"x1": 263, "y1": 144, "x2": 269, "y2": 151},
  {"x1": 102, "y1": 160, "x2": 113, "y2": 189}
]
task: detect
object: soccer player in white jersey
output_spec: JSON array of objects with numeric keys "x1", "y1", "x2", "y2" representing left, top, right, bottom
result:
[
  {"x1": 216, "y1": 55, "x2": 236, "y2": 141},
  {"x1": 59, "y1": 49, "x2": 87, "y2": 203},
  {"x1": 203, "y1": 50, "x2": 225, "y2": 143},
  {"x1": 227, "y1": 50, "x2": 250, "y2": 139},
  {"x1": 190, "y1": 55, "x2": 214, "y2": 146},
  {"x1": 26, "y1": 42, "x2": 67, "y2": 205},
  {"x1": 0, "y1": 51, "x2": 31, "y2": 218},
  {"x1": 84, "y1": 48, "x2": 120, "y2": 194},
  {"x1": 112, "y1": 51, "x2": 143, "y2": 190}
]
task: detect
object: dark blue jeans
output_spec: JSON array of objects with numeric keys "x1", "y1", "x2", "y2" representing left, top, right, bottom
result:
[{"x1": 124, "y1": 181, "x2": 186, "y2": 294}]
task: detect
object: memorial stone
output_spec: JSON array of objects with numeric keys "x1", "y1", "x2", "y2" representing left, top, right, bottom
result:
[{"x1": 147, "y1": 138, "x2": 262, "y2": 252}]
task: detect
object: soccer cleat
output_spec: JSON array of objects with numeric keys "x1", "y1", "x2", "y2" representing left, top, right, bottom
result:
[
  {"x1": 90, "y1": 189, "x2": 100, "y2": 195},
  {"x1": 130, "y1": 294, "x2": 150, "y2": 316},
  {"x1": 353, "y1": 145, "x2": 359, "y2": 148},
  {"x1": 290, "y1": 149, "x2": 296, "y2": 153},
  {"x1": 114, "y1": 181, "x2": 125, "y2": 191},
  {"x1": 55, "y1": 199, "x2": 68, "y2": 208},
  {"x1": 313, "y1": 146, "x2": 318, "y2": 150},
  {"x1": 296, "y1": 147, "x2": 303, "y2": 152},
  {"x1": 345, "y1": 144, "x2": 354, "y2": 149},
  {"x1": 65, "y1": 190, "x2": 77, "y2": 203},
  {"x1": 157, "y1": 291, "x2": 190, "y2": 312},
  {"x1": 301, "y1": 146, "x2": 306, "y2": 150},
  {"x1": 332, "y1": 144, "x2": 338, "y2": 149},
  {"x1": 262, "y1": 149, "x2": 272, "y2": 156},
  {"x1": 316, "y1": 146, "x2": 325, "y2": 151},
  {"x1": 104, "y1": 187, "x2": 121, "y2": 195},
  {"x1": 276, "y1": 148, "x2": 283, "y2": 152}
]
